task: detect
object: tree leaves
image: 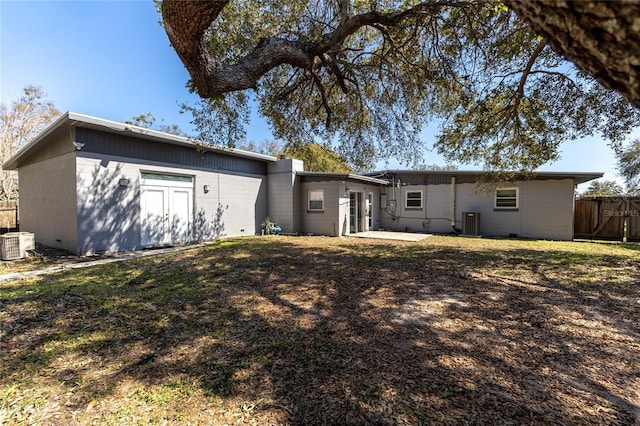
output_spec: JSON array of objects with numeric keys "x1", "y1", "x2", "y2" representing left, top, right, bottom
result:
[
  {"x1": 0, "y1": 86, "x2": 60, "y2": 201},
  {"x1": 166, "y1": 1, "x2": 640, "y2": 173},
  {"x1": 581, "y1": 180, "x2": 624, "y2": 197},
  {"x1": 617, "y1": 139, "x2": 640, "y2": 193},
  {"x1": 181, "y1": 91, "x2": 251, "y2": 148}
]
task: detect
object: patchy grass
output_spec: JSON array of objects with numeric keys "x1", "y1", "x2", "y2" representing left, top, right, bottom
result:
[
  {"x1": 0, "y1": 244, "x2": 105, "y2": 275},
  {"x1": 0, "y1": 235, "x2": 639, "y2": 425}
]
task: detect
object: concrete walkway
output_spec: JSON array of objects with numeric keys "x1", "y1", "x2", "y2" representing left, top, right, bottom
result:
[
  {"x1": 348, "y1": 231, "x2": 431, "y2": 242},
  {"x1": 0, "y1": 243, "x2": 207, "y2": 282}
]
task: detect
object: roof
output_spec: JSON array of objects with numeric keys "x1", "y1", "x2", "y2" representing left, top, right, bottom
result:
[
  {"x1": 368, "y1": 170, "x2": 603, "y2": 185},
  {"x1": 4, "y1": 111, "x2": 278, "y2": 170},
  {"x1": 297, "y1": 171, "x2": 389, "y2": 185}
]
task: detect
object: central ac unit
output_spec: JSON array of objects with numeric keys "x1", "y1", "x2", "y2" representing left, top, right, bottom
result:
[
  {"x1": 461, "y1": 212, "x2": 480, "y2": 236},
  {"x1": 1, "y1": 232, "x2": 35, "y2": 260}
]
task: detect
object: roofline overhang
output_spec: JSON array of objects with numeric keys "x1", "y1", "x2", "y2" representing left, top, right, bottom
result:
[
  {"x1": 4, "y1": 111, "x2": 278, "y2": 170},
  {"x1": 369, "y1": 170, "x2": 604, "y2": 185},
  {"x1": 297, "y1": 171, "x2": 389, "y2": 185}
]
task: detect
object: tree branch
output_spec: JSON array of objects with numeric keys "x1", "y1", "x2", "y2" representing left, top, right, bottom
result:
[
  {"x1": 337, "y1": 0, "x2": 351, "y2": 25},
  {"x1": 162, "y1": 1, "x2": 229, "y2": 95},
  {"x1": 509, "y1": 40, "x2": 548, "y2": 112},
  {"x1": 504, "y1": 0, "x2": 640, "y2": 108},
  {"x1": 528, "y1": 70, "x2": 580, "y2": 91},
  {"x1": 162, "y1": 0, "x2": 473, "y2": 98},
  {"x1": 519, "y1": 42, "x2": 547, "y2": 94},
  {"x1": 310, "y1": 71, "x2": 333, "y2": 128}
]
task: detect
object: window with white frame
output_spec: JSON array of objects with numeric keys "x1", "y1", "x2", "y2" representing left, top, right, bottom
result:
[
  {"x1": 405, "y1": 190, "x2": 423, "y2": 209},
  {"x1": 495, "y1": 187, "x2": 519, "y2": 209},
  {"x1": 308, "y1": 189, "x2": 324, "y2": 211}
]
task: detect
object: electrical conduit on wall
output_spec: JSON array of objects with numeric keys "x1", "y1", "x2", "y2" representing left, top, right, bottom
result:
[{"x1": 451, "y1": 176, "x2": 457, "y2": 231}]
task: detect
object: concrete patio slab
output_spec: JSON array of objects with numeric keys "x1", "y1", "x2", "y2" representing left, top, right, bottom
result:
[{"x1": 348, "y1": 231, "x2": 431, "y2": 242}]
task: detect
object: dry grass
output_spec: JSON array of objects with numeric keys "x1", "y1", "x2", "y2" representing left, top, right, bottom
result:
[
  {"x1": 0, "y1": 244, "x2": 105, "y2": 275},
  {"x1": 1, "y1": 235, "x2": 639, "y2": 425}
]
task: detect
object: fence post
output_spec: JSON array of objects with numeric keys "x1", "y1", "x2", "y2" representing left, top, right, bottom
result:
[{"x1": 623, "y1": 199, "x2": 629, "y2": 243}]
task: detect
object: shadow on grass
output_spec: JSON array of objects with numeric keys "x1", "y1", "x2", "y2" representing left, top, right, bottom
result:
[{"x1": 0, "y1": 237, "x2": 638, "y2": 424}]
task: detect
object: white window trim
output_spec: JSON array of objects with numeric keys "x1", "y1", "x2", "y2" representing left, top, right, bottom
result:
[
  {"x1": 308, "y1": 189, "x2": 324, "y2": 211},
  {"x1": 405, "y1": 190, "x2": 423, "y2": 209},
  {"x1": 495, "y1": 187, "x2": 519, "y2": 209}
]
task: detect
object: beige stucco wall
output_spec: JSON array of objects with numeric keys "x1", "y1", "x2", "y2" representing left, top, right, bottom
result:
[
  {"x1": 300, "y1": 181, "x2": 343, "y2": 236},
  {"x1": 300, "y1": 180, "x2": 381, "y2": 236},
  {"x1": 267, "y1": 159, "x2": 304, "y2": 234},
  {"x1": 380, "y1": 178, "x2": 576, "y2": 240},
  {"x1": 75, "y1": 153, "x2": 268, "y2": 254},
  {"x1": 18, "y1": 152, "x2": 79, "y2": 253}
]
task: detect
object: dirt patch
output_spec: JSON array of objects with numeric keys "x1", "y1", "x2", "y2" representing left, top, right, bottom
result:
[{"x1": 0, "y1": 243, "x2": 106, "y2": 274}]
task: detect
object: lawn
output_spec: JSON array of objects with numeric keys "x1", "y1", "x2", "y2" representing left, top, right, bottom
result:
[
  {"x1": 0, "y1": 236, "x2": 639, "y2": 425},
  {"x1": 0, "y1": 244, "x2": 104, "y2": 275}
]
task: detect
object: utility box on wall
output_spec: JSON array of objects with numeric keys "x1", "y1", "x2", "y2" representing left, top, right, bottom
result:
[
  {"x1": 461, "y1": 212, "x2": 480, "y2": 236},
  {"x1": 380, "y1": 193, "x2": 388, "y2": 207},
  {"x1": 0, "y1": 232, "x2": 35, "y2": 260}
]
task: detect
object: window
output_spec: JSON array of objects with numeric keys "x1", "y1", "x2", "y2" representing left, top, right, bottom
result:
[
  {"x1": 308, "y1": 189, "x2": 324, "y2": 211},
  {"x1": 495, "y1": 187, "x2": 519, "y2": 209},
  {"x1": 405, "y1": 190, "x2": 423, "y2": 209}
]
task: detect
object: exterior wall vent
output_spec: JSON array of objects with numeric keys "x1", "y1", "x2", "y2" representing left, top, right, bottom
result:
[
  {"x1": 461, "y1": 212, "x2": 480, "y2": 236},
  {"x1": 1, "y1": 232, "x2": 35, "y2": 260}
]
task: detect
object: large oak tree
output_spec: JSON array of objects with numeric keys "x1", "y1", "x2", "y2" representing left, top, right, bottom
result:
[
  {"x1": 161, "y1": 0, "x2": 640, "y2": 172},
  {"x1": 505, "y1": 1, "x2": 640, "y2": 110}
]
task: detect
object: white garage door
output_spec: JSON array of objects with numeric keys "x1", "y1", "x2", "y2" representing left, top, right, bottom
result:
[{"x1": 140, "y1": 172, "x2": 194, "y2": 247}]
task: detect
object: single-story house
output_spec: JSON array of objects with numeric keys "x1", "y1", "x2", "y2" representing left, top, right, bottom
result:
[
  {"x1": 4, "y1": 112, "x2": 602, "y2": 254},
  {"x1": 370, "y1": 170, "x2": 602, "y2": 240}
]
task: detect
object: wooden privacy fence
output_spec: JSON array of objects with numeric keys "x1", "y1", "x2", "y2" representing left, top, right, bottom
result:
[
  {"x1": 0, "y1": 201, "x2": 18, "y2": 231},
  {"x1": 574, "y1": 197, "x2": 640, "y2": 242}
]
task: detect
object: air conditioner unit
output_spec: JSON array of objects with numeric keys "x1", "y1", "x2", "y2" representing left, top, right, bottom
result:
[
  {"x1": 1, "y1": 232, "x2": 35, "y2": 260},
  {"x1": 461, "y1": 212, "x2": 480, "y2": 236}
]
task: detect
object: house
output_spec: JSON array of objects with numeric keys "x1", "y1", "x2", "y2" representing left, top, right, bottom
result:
[
  {"x1": 4, "y1": 112, "x2": 602, "y2": 255},
  {"x1": 4, "y1": 112, "x2": 276, "y2": 255},
  {"x1": 371, "y1": 170, "x2": 602, "y2": 240}
]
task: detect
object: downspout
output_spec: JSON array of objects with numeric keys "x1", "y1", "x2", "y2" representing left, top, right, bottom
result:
[{"x1": 451, "y1": 176, "x2": 458, "y2": 232}]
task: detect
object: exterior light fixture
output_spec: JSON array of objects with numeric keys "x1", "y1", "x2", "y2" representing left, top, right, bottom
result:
[{"x1": 204, "y1": 184, "x2": 210, "y2": 193}]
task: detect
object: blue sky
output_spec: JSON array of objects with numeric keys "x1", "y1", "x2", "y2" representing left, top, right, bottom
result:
[{"x1": 1, "y1": 0, "x2": 636, "y2": 190}]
